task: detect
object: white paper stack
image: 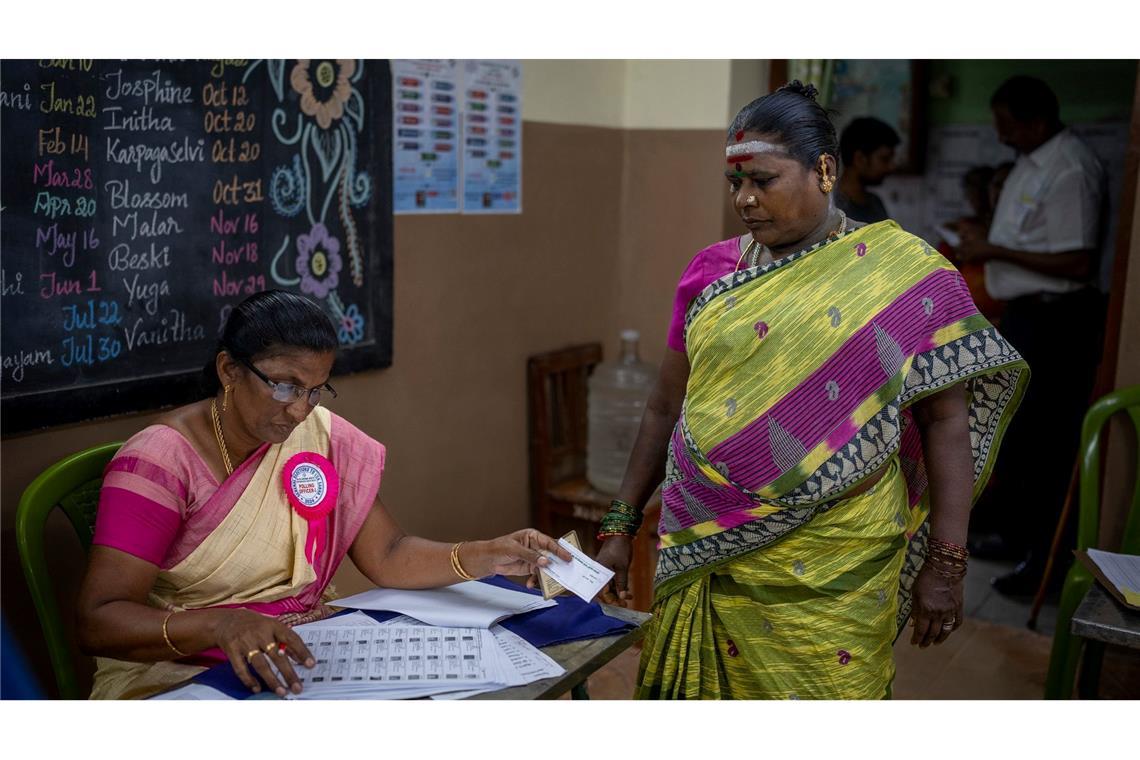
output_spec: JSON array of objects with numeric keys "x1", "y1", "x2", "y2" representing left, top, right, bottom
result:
[
  {"x1": 152, "y1": 586, "x2": 567, "y2": 701},
  {"x1": 288, "y1": 613, "x2": 564, "y2": 700},
  {"x1": 328, "y1": 581, "x2": 556, "y2": 628}
]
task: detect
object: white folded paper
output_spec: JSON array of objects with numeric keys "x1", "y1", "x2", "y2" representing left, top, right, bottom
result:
[
  {"x1": 329, "y1": 581, "x2": 555, "y2": 628},
  {"x1": 539, "y1": 538, "x2": 615, "y2": 602}
]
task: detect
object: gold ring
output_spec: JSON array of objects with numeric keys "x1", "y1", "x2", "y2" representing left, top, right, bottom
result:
[
  {"x1": 263, "y1": 642, "x2": 278, "y2": 654},
  {"x1": 245, "y1": 648, "x2": 262, "y2": 662}
]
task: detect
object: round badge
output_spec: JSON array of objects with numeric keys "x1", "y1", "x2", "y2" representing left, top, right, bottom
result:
[{"x1": 282, "y1": 452, "x2": 338, "y2": 522}]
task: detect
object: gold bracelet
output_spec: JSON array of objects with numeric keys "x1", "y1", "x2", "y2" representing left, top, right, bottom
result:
[
  {"x1": 450, "y1": 542, "x2": 478, "y2": 581},
  {"x1": 162, "y1": 610, "x2": 189, "y2": 657}
]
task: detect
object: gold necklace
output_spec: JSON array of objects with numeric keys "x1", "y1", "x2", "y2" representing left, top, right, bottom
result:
[
  {"x1": 736, "y1": 210, "x2": 848, "y2": 271},
  {"x1": 210, "y1": 398, "x2": 234, "y2": 476}
]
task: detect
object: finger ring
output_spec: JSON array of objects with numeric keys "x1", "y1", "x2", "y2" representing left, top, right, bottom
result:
[
  {"x1": 263, "y1": 642, "x2": 278, "y2": 654},
  {"x1": 941, "y1": 621, "x2": 955, "y2": 631},
  {"x1": 245, "y1": 648, "x2": 263, "y2": 662}
]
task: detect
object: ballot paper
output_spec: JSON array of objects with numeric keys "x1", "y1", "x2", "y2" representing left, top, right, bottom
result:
[
  {"x1": 329, "y1": 581, "x2": 555, "y2": 628},
  {"x1": 539, "y1": 538, "x2": 615, "y2": 603},
  {"x1": 430, "y1": 625, "x2": 564, "y2": 699},
  {"x1": 152, "y1": 613, "x2": 565, "y2": 701},
  {"x1": 292, "y1": 621, "x2": 506, "y2": 699}
]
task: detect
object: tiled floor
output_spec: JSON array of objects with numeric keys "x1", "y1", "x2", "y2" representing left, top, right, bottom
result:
[{"x1": 572, "y1": 560, "x2": 1140, "y2": 699}]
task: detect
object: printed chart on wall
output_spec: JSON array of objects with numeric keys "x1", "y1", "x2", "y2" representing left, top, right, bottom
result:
[
  {"x1": 0, "y1": 60, "x2": 393, "y2": 434},
  {"x1": 391, "y1": 60, "x2": 460, "y2": 214},
  {"x1": 460, "y1": 60, "x2": 522, "y2": 214}
]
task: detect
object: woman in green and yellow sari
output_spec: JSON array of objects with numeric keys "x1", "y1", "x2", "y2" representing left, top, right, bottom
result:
[{"x1": 594, "y1": 82, "x2": 1028, "y2": 699}]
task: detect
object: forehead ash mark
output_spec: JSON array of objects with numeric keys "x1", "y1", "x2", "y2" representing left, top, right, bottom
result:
[{"x1": 726, "y1": 140, "x2": 784, "y2": 158}]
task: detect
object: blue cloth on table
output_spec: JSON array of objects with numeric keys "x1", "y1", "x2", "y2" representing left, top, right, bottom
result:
[{"x1": 190, "y1": 576, "x2": 634, "y2": 699}]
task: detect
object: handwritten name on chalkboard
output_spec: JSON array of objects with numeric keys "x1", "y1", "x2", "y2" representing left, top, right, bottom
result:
[{"x1": 1, "y1": 60, "x2": 393, "y2": 434}]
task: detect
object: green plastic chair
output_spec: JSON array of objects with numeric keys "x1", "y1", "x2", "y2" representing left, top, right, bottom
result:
[
  {"x1": 1044, "y1": 386, "x2": 1140, "y2": 699},
  {"x1": 15, "y1": 442, "x2": 122, "y2": 700}
]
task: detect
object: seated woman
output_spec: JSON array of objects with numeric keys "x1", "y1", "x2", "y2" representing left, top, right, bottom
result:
[{"x1": 77, "y1": 290, "x2": 569, "y2": 699}]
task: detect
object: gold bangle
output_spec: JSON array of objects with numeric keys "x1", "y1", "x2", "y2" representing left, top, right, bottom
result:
[
  {"x1": 162, "y1": 610, "x2": 189, "y2": 657},
  {"x1": 450, "y1": 542, "x2": 478, "y2": 581}
]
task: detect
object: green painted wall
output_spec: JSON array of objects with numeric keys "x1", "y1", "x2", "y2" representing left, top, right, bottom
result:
[{"x1": 929, "y1": 60, "x2": 1137, "y2": 125}]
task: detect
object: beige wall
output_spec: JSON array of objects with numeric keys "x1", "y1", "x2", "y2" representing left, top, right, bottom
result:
[{"x1": 2, "y1": 60, "x2": 741, "y2": 694}]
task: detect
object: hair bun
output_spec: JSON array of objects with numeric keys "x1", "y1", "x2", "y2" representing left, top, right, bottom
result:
[{"x1": 781, "y1": 80, "x2": 820, "y2": 102}]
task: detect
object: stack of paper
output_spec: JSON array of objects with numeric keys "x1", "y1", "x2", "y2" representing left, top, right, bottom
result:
[
  {"x1": 1079, "y1": 548, "x2": 1140, "y2": 610},
  {"x1": 328, "y1": 581, "x2": 556, "y2": 628},
  {"x1": 291, "y1": 612, "x2": 564, "y2": 700},
  {"x1": 156, "y1": 610, "x2": 566, "y2": 700}
]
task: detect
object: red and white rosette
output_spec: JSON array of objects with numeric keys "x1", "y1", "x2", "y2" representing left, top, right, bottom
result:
[{"x1": 281, "y1": 452, "x2": 339, "y2": 565}]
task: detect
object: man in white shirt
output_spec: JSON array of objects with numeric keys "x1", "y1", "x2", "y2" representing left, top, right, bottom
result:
[{"x1": 957, "y1": 75, "x2": 1107, "y2": 595}]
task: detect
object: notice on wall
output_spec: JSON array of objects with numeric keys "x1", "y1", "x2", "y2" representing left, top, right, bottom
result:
[
  {"x1": 392, "y1": 60, "x2": 460, "y2": 214},
  {"x1": 460, "y1": 59, "x2": 521, "y2": 214}
]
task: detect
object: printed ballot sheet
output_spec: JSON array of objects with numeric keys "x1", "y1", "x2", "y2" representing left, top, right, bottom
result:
[
  {"x1": 540, "y1": 537, "x2": 615, "y2": 603},
  {"x1": 296, "y1": 622, "x2": 500, "y2": 692}
]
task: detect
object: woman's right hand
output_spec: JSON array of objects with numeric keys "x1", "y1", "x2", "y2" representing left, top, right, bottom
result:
[
  {"x1": 212, "y1": 609, "x2": 316, "y2": 697},
  {"x1": 595, "y1": 536, "x2": 635, "y2": 607}
]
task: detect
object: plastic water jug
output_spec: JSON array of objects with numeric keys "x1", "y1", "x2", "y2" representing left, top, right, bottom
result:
[{"x1": 586, "y1": 330, "x2": 656, "y2": 494}]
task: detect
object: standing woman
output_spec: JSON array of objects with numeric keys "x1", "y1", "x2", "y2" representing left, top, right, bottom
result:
[
  {"x1": 594, "y1": 83, "x2": 1029, "y2": 699},
  {"x1": 77, "y1": 290, "x2": 569, "y2": 699}
]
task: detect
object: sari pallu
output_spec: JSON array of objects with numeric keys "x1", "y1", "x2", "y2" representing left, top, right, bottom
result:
[
  {"x1": 637, "y1": 221, "x2": 1029, "y2": 699},
  {"x1": 90, "y1": 406, "x2": 383, "y2": 699}
]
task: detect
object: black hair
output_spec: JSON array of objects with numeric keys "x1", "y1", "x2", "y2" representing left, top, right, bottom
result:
[
  {"x1": 727, "y1": 80, "x2": 838, "y2": 169},
  {"x1": 990, "y1": 75, "x2": 1061, "y2": 127},
  {"x1": 838, "y1": 117, "x2": 901, "y2": 166},
  {"x1": 201, "y1": 289, "x2": 339, "y2": 396}
]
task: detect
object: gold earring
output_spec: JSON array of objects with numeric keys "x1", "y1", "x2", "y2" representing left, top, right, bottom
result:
[
  {"x1": 222, "y1": 385, "x2": 231, "y2": 413},
  {"x1": 818, "y1": 156, "x2": 834, "y2": 193}
]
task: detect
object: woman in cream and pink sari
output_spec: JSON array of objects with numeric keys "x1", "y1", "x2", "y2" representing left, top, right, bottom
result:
[{"x1": 77, "y1": 290, "x2": 569, "y2": 699}]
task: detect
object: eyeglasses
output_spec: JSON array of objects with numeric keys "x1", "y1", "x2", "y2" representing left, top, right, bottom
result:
[{"x1": 240, "y1": 358, "x2": 337, "y2": 407}]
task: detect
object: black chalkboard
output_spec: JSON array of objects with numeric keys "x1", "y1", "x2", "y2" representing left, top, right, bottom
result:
[{"x1": 1, "y1": 60, "x2": 393, "y2": 434}]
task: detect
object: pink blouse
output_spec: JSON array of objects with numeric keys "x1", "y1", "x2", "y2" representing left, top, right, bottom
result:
[{"x1": 666, "y1": 237, "x2": 744, "y2": 353}]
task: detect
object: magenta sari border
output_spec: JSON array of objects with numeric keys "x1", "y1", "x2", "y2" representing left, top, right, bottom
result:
[
  {"x1": 705, "y1": 268, "x2": 973, "y2": 486},
  {"x1": 161, "y1": 440, "x2": 270, "y2": 569}
]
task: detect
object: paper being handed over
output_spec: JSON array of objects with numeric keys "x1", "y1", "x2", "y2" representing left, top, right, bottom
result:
[{"x1": 540, "y1": 538, "x2": 615, "y2": 602}]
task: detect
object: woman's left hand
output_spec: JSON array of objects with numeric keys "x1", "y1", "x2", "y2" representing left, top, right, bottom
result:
[
  {"x1": 909, "y1": 565, "x2": 964, "y2": 648},
  {"x1": 467, "y1": 529, "x2": 572, "y2": 578}
]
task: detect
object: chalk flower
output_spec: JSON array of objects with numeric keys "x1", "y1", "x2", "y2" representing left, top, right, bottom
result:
[
  {"x1": 290, "y1": 59, "x2": 357, "y2": 129},
  {"x1": 337, "y1": 303, "x2": 365, "y2": 345},
  {"x1": 296, "y1": 223, "x2": 343, "y2": 299}
]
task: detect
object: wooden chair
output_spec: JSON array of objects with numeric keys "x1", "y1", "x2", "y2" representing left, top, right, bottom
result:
[{"x1": 526, "y1": 344, "x2": 661, "y2": 613}]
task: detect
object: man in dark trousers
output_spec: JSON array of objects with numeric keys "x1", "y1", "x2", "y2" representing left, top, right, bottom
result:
[
  {"x1": 835, "y1": 117, "x2": 900, "y2": 223},
  {"x1": 957, "y1": 75, "x2": 1108, "y2": 595}
]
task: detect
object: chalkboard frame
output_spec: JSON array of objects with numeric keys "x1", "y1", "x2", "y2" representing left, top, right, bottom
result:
[{"x1": 1, "y1": 60, "x2": 393, "y2": 436}]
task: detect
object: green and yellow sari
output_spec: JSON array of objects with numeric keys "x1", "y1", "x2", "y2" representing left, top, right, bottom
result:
[{"x1": 637, "y1": 221, "x2": 1028, "y2": 699}]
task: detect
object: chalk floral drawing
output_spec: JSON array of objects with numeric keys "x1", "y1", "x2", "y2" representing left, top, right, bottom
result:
[{"x1": 295, "y1": 223, "x2": 343, "y2": 299}]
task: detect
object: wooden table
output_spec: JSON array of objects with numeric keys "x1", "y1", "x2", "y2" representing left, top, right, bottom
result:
[{"x1": 468, "y1": 603, "x2": 652, "y2": 700}]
